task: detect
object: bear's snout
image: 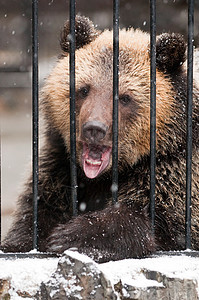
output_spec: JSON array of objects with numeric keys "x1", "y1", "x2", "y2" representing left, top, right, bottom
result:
[
  {"x1": 82, "y1": 121, "x2": 108, "y2": 144},
  {"x1": 80, "y1": 120, "x2": 112, "y2": 178}
]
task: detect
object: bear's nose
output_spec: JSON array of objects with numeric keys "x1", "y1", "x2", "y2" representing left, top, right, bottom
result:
[{"x1": 82, "y1": 121, "x2": 108, "y2": 144}]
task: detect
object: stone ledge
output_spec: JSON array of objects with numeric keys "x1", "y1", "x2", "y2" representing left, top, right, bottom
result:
[{"x1": 0, "y1": 251, "x2": 199, "y2": 299}]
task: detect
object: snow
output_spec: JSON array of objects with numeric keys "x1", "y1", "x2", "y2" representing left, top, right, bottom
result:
[
  {"x1": 1, "y1": 251, "x2": 199, "y2": 299},
  {"x1": 49, "y1": 270, "x2": 83, "y2": 299},
  {"x1": 64, "y1": 249, "x2": 98, "y2": 264},
  {"x1": 99, "y1": 254, "x2": 199, "y2": 289},
  {"x1": 0, "y1": 256, "x2": 58, "y2": 299}
]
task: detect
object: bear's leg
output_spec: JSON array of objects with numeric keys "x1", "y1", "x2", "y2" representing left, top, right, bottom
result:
[
  {"x1": 1, "y1": 196, "x2": 71, "y2": 253},
  {"x1": 47, "y1": 202, "x2": 156, "y2": 263}
]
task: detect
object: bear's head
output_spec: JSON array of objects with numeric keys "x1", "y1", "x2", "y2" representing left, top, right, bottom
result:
[{"x1": 42, "y1": 16, "x2": 187, "y2": 179}]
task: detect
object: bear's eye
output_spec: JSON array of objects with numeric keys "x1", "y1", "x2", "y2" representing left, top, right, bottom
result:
[
  {"x1": 77, "y1": 85, "x2": 90, "y2": 99},
  {"x1": 119, "y1": 94, "x2": 132, "y2": 106}
]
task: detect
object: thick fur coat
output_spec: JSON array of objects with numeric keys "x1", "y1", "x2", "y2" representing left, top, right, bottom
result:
[{"x1": 2, "y1": 16, "x2": 199, "y2": 263}]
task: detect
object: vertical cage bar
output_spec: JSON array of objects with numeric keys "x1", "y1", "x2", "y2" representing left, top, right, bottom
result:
[
  {"x1": 185, "y1": 0, "x2": 194, "y2": 249},
  {"x1": 150, "y1": 0, "x2": 156, "y2": 233},
  {"x1": 112, "y1": 0, "x2": 120, "y2": 204},
  {"x1": 0, "y1": 139, "x2": 1, "y2": 245},
  {"x1": 70, "y1": 0, "x2": 78, "y2": 216},
  {"x1": 32, "y1": 0, "x2": 39, "y2": 250}
]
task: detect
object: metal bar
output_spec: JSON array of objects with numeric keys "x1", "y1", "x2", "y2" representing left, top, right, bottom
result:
[
  {"x1": 0, "y1": 253, "x2": 60, "y2": 259},
  {"x1": 70, "y1": 0, "x2": 78, "y2": 216},
  {"x1": 153, "y1": 250, "x2": 199, "y2": 258},
  {"x1": 112, "y1": 0, "x2": 120, "y2": 204},
  {"x1": 185, "y1": 0, "x2": 194, "y2": 249},
  {"x1": 32, "y1": 0, "x2": 39, "y2": 250},
  {"x1": 0, "y1": 137, "x2": 1, "y2": 245},
  {"x1": 149, "y1": 0, "x2": 156, "y2": 233}
]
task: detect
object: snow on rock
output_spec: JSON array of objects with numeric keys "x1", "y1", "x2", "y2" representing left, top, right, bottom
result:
[
  {"x1": 1, "y1": 251, "x2": 199, "y2": 299},
  {"x1": 0, "y1": 256, "x2": 59, "y2": 299},
  {"x1": 41, "y1": 250, "x2": 115, "y2": 300},
  {"x1": 99, "y1": 253, "x2": 199, "y2": 299},
  {"x1": 99, "y1": 253, "x2": 199, "y2": 286}
]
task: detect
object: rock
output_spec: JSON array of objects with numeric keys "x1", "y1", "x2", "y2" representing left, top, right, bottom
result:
[
  {"x1": 39, "y1": 251, "x2": 116, "y2": 300},
  {"x1": 141, "y1": 269, "x2": 198, "y2": 300},
  {"x1": 39, "y1": 252, "x2": 199, "y2": 300},
  {"x1": 1, "y1": 252, "x2": 199, "y2": 299},
  {"x1": 0, "y1": 279, "x2": 11, "y2": 300}
]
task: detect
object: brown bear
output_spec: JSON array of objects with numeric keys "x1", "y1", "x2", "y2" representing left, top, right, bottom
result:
[{"x1": 2, "y1": 16, "x2": 199, "y2": 263}]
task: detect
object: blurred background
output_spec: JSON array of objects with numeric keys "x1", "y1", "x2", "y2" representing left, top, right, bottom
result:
[{"x1": 1, "y1": 0, "x2": 199, "y2": 241}]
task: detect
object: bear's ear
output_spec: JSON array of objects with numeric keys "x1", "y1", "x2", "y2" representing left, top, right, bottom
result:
[
  {"x1": 60, "y1": 15, "x2": 100, "y2": 53},
  {"x1": 156, "y1": 33, "x2": 186, "y2": 73}
]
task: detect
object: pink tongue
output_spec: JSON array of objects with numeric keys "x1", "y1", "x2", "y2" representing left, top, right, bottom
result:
[{"x1": 82, "y1": 145, "x2": 111, "y2": 179}]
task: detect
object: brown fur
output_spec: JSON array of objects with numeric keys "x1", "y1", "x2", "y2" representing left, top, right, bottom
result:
[
  {"x1": 43, "y1": 28, "x2": 175, "y2": 169},
  {"x1": 2, "y1": 16, "x2": 199, "y2": 263}
]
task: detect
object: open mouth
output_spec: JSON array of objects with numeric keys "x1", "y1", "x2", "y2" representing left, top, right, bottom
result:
[{"x1": 82, "y1": 143, "x2": 112, "y2": 179}]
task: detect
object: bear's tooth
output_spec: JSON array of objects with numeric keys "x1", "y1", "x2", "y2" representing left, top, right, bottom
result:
[{"x1": 86, "y1": 159, "x2": 101, "y2": 166}]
